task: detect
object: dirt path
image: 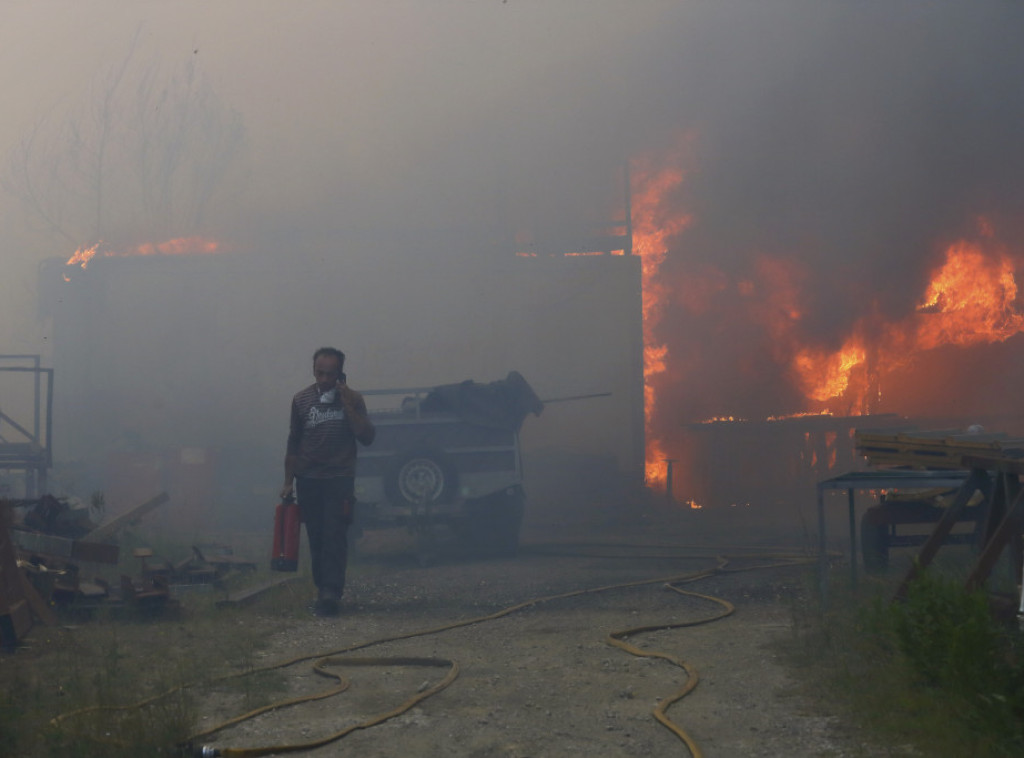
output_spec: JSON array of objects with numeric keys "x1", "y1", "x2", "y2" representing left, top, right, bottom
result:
[{"x1": 201, "y1": 503, "x2": 877, "y2": 757}]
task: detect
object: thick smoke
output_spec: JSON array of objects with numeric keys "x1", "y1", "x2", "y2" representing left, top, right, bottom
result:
[
  {"x1": 6, "y1": 3, "x2": 1022, "y2": 321},
  {"x1": 635, "y1": 3, "x2": 1024, "y2": 432},
  {"x1": 3, "y1": 3, "x2": 1024, "y2": 517}
]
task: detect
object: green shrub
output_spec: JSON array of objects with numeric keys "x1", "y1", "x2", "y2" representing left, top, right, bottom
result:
[
  {"x1": 859, "y1": 569, "x2": 1024, "y2": 755},
  {"x1": 891, "y1": 571, "x2": 1005, "y2": 690},
  {"x1": 785, "y1": 566, "x2": 1024, "y2": 757}
]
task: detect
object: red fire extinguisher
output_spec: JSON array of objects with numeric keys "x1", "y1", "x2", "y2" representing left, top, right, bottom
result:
[{"x1": 271, "y1": 496, "x2": 301, "y2": 572}]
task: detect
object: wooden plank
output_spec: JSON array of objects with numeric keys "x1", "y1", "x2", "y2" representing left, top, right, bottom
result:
[
  {"x1": 215, "y1": 575, "x2": 302, "y2": 609},
  {"x1": 83, "y1": 492, "x2": 169, "y2": 542},
  {"x1": 856, "y1": 430, "x2": 1024, "y2": 470},
  {"x1": 18, "y1": 570, "x2": 57, "y2": 626},
  {"x1": 10, "y1": 529, "x2": 119, "y2": 565},
  {"x1": 856, "y1": 429, "x2": 1024, "y2": 445}
]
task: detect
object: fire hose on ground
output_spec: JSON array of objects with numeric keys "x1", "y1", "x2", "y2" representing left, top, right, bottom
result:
[{"x1": 50, "y1": 547, "x2": 818, "y2": 758}]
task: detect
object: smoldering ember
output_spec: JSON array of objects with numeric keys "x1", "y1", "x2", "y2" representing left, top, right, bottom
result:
[{"x1": 2, "y1": 4, "x2": 1024, "y2": 757}]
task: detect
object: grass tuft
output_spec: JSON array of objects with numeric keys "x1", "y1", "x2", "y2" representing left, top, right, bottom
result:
[
  {"x1": 784, "y1": 565, "x2": 1024, "y2": 757},
  {"x1": 0, "y1": 559, "x2": 303, "y2": 756}
]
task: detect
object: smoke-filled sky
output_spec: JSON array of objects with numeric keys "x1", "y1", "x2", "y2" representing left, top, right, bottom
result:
[{"x1": 3, "y1": 2, "x2": 1024, "y2": 457}]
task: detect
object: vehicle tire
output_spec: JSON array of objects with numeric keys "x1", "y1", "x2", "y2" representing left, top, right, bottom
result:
[
  {"x1": 460, "y1": 487, "x2": 525, "y2": 558},
  {"x1": 860, "y1": 507, "x2": 890, "y2": 573},
  {"x1": 384, "y1": 449, "x2": 458, "y2": 507}
]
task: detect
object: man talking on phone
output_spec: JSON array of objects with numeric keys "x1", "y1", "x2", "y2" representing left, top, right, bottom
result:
[{"x1": 281, "y1": 347, "x2": 375, "y2": 616}]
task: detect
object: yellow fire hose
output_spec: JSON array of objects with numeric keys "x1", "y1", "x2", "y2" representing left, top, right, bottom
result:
[
  {"x1": 190, "y1": 656, "x2": 460, "y2": 757},
  {"x1": 51, "y1": 549, "x2": 814, "y2": 757}
]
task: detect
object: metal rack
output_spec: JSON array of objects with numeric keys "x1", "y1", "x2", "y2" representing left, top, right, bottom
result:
[{"x1": 0, "y1": 355, "x2": 53, "y2": 497}]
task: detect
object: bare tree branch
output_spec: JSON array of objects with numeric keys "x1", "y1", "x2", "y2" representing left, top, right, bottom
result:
[{"x1": 3, "y1": 34, "x2": 246, "y2": 249}]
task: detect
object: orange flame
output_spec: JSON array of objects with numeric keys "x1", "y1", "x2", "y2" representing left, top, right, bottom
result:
[
  {"x1": 792, "y1": 231, "x2": 1024, "y2": 411},
  {"x1": 765, "y1": 410, "x2": 833, "y2": 422},
  {"x1": 914, "y1": 240, "x2": 1023, "y2": 348},
  {"x1": 635, "y1": 195, "x2": 1022, "y2": 435},
  {"x1": 794, "y1": 340, "x2": 868, "y2": 405},
  {"x1": 65, "y1": 237, "x2": 222, "y2": 270},
  {"x1": 631, "y1": 136, "x2": 694, "y2": 484}
]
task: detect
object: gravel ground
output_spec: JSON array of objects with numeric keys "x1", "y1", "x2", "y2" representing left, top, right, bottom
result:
[{"x1": 197, "y1": 498, "x2": 890, "y2": 758}]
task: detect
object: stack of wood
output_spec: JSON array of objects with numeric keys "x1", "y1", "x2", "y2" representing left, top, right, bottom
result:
[
  {"x1": 851, "y1": 429, "x2": 1024, "y2": 606},
  {"x1": 0, "y1": 493, "x2": 172, "y2": 648},
  {"x1": 855, "y1": 429, "x2": 1024, "y2": 471}
]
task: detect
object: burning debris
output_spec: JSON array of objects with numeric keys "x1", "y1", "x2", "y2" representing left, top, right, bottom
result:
[{"x1": 63, "y1": 236, "x2": 223, "y2": 278}]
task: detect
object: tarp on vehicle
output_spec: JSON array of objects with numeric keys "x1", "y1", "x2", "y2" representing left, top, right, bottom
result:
[{"x1": 418, "y1": 371, "x2": 544, "y2": 431}]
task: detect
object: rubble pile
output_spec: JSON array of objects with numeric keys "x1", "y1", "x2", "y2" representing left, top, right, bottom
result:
[{"x1": 0, "y1": 493, "x2": 256, "y2": 648}]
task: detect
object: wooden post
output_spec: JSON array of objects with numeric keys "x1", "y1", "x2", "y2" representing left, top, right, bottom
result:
[
  {"x1": 1, "y1": 504, "x2": 31, "y2": 646},
  {"x1": 894, "y1": 469, "x2": 987, "y2": 601},
  {"x1": 664, "y1": 459, "x2": 676, "y2": 504},
  {"x1": 965, "y1": 485, "x2": 1024, "y2": 592}
]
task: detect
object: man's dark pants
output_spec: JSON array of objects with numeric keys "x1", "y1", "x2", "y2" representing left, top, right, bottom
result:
[{"x1": 295, "y1": 476, "x2": 353, "y2": 598}]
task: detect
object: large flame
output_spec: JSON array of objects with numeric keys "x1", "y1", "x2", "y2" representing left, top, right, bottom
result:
[
  {"x1": 65, "y1": 236, "x2": 222, "y2": 270},
  {"x1": 793, "y1": 232, "x2": 1024, "y2": 412},
  {"x1": 794, "y1": 339, "x2": 870, "y2": 409},
  {"x1": 915, "y1": 240, "x2": 1023, "y2": 348},
  {"x1": 630, "y1": 137, "x2": 693, "y2": 485},
  {"x1": 627, "y1": 134, "x2": 1024, "y2": 498}
]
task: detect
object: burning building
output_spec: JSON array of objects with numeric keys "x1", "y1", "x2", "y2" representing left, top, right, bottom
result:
[
  {"x1": 631, "y1": 137, "x2": 1024, "y2": 513},
  {"x1": 39, "y1": 156, "x2": 1024, "y2": 537},
  {"x1": 40, "y1": 235, "x2": 644, "y2": 532}
]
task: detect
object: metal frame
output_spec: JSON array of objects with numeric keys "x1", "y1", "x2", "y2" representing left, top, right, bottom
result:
[
  {"x1": 816, "y1": 469, "x2": 971, "y2": 600},
  {"x1": 0, "y1": 355, "x2": 54, "y2": 497}
]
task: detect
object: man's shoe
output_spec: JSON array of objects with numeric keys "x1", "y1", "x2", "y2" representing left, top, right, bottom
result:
[
  {"x1": 313, "y1": 598, "x2": 339, "y2": 617},
  {"x1": 314, "y1": 587, "x2": 341, "y2": 617}
]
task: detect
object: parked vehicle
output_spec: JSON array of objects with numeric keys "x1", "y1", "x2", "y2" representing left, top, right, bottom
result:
[{"x1": 353, "y1": 372, "x2": 543, "y2": 557}]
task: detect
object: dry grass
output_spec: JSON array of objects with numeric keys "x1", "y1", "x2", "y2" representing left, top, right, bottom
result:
[{"x1": 0, "y1": 539, "x2": 306, "y2": 758}]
